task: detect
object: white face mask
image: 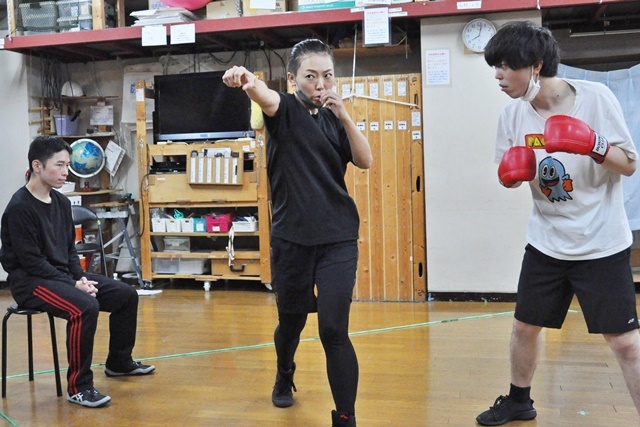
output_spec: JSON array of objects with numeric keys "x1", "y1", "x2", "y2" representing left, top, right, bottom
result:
[{"x1": 521, "y1": 66, "x2": 540, "y2": 102}]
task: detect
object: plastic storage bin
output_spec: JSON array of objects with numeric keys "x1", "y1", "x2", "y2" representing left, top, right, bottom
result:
[
  {"x1": 232, "y1": 216, "x2": 258, "y2": 232},
  {"x1": 205, "y1": 213, "x2": 234, "y2": 233},
  {"x1": 180, "y1": 218, "x2": 194, "y2": 233},
  {"x1": 165, "y1": 218, "x2": 181, "y2": 232},
  {"x1": 57, "y1": 0, "x2": 92, "y2": 18},
  {"x1": 57, "y1": 16, "x2": 79, "y2": 31},
  {"x1": 58, "y1": 15, "x2": 92, "y2": 31},
  {"x1": 19, "y1": 1, "x2": 58, "y2": 33},
  {"x1": 193, "y1": 218, "x2": 207, "y2": 232},
  {"x1": 163, "y1": 237, "x2": 190, "y2": 252},
  {"x1": 53, "y1": 114, "x2": 80, "y2": 136},
  {"x1": 152, "y1": 258, "x2": 179, "y2": 274},
  {"x1": 178, "y1": 258, "x2": 208, "y2": 274},
  {"x1": 151, "y1": 217, "x2": 166, "y2": 232},
  {"x1": 78, "y1": 15, "x2": 93, "y2": 30}
]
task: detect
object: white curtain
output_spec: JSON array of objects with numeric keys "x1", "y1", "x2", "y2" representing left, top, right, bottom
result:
[{"x1": 557, "y1": 63, "x2": 640, "y2": 230}]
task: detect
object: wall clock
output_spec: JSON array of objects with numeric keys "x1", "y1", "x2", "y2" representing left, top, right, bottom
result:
[{"x1": 462, "y1": 18, "x2": 497, "y2": 53}]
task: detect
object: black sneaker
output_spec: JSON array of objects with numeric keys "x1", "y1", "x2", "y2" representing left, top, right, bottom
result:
[
  {"x1": 476, "y1": 395, "x2": 536, "y2": 426},
  {"x1": 67, "y1": 388, "x2": 111, "y2": 408},
  {"x1": 105, "y1": 361, "x2": 155, "y2": 377},
  {"x1": 271, "y1": 362, "x2": 296, "y2": 408},
  {"x1": 332, "y1": 410, "x2": 356, "y2": 427}
]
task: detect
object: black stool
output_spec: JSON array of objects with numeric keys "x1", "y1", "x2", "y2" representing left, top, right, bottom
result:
[{"x1": 2, "y1": 304, "x2": 63, "y2": 397}]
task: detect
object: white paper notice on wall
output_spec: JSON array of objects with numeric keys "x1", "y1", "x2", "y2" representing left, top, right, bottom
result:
[
  {"x1": 142, "y1": 25, "x2": 167, "y2": 46},
  {"x1": 397, "y1": 81, "x2": 407, "y2": 97},
  {"x1": 171, "y1": 23, "x2": 195, "y2": 45},
  {"x1": 425, "y1": 49, "x2": 451, "y2": 86},
  {"x1": 363, "y1": 7, "x2": 391, "y2": 46},
  {"x1": 105, "y1": 140, "x2": 125, "y2": 177},
  {"x1": 90, "y1": 105, "x2": 114, "y2": 126},
  {"x1": 457, "y1": 1, "x2": 481, "y2": 9},
  {"x1": 412, "y1": 111, "x2": 421, "y2": 127}
]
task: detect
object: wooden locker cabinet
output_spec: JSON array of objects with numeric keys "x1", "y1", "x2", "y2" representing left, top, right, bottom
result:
[{"x1": 135, "y1": 80, "x2": 271, "y2": 290}]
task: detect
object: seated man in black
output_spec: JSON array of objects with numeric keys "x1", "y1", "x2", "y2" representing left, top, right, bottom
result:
[{"x1": 0, "y1": 136, "x2": 155, "y2": 408}]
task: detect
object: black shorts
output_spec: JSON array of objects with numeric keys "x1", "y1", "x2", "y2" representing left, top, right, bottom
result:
[
  {"x1": 515, "y1": 244, "x2": 639, "y2": 334},
  {"x1": 270, "y1": 237, "x2": 358, "y2": 314}
]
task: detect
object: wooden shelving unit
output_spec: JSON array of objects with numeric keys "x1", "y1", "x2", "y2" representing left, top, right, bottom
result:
[
  {"x1": 134, "y1": 79, "x2": 271, "y2": 290},
  {"x1": 4, "y1": 0, "x2": 630, "y2": 63}
]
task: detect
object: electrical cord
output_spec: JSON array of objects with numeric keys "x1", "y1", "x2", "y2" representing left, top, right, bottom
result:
[{"x1": 41, "y1": 57, "x2": 63, "y2": 110}]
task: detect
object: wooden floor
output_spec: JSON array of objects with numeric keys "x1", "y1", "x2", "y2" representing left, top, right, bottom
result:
[{"x1": 1, "y1": 283, "x2": 638, "y2": 427}]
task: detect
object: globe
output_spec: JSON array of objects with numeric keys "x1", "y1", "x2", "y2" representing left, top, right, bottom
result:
[{"x1": 69, "y1": 139, "x2": 105, "y2": 178}]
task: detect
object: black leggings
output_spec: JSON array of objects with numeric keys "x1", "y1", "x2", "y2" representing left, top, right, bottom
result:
[{"x1": 274, "y1": 293, "x2": 359, "y2": 414}]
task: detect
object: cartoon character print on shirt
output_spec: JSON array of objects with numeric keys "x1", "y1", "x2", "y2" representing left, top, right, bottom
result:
[{"x1": 538, "y1": 156, "x2": 573, "y2": 202}]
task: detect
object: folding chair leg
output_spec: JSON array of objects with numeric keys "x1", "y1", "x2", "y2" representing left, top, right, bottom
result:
[
  {"x1": 47, "y1": 314, "x2": 63, "y2": 397},
  {"x1": 2, "y1": 311, "x2": 10, "y2": 398},
  {"x1": 27, "y1": 315, "x2": 34, "y2": 382}
]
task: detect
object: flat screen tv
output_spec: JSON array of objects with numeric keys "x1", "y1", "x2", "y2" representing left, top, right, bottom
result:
[{"x1": 153, "y1": 71, "x2": 254, "y2": 143}]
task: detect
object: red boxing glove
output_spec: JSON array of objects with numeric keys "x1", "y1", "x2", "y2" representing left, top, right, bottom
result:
[
  {"x1": 544, "y1": 115, "x2": 609, "y2": 163},
  {"x1": 498, "y1": 146, "x2": 536, "y2": 188}
]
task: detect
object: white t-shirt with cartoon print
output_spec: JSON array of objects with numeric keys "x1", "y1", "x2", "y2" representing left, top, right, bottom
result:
[{"x1": 495, "y1": 78, "x2": 638, "y2": 261}]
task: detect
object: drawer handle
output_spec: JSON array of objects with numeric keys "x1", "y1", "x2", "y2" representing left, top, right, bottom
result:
[{"x1": 229, "y1": 263, "x2": 246, "y2": 272}]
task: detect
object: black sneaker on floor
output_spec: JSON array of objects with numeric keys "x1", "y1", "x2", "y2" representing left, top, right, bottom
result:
[
  {"x1": 332, "y1": 410, "x2": 356, "y2": 427},
  {"x1": 105, "y1": 361, "x2": 155, "y2": 377},
  {"x1": 271, "y1": 362, "x2": 296, "y2": 408},
  {"x1": 476, "y1": 395, "x2": 536, "y2": 426},
  {"x1": 67, "y1": 388, "x2": 111, "y2": 408}
]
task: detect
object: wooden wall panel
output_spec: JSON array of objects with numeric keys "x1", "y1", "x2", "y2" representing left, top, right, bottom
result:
[
  {"x1": 394, "y1": 75, "x2": 414, "y2": 301},
  {"x1": 409, "y1": 74, "x2": 427, "y2": 300},
  {"x1": 379, "y1": 75, "x2": 400, "y2": 301},
  {"x1": 337, "y1": 73, "x2": 425, "y2": 302}
]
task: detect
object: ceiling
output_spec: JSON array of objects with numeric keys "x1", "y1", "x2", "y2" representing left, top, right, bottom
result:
[
  {"x1": 542, "y1": 1, "x2": 640, "y2": 34},
  {"x1": 542, "y1": 1, "x2": 640, "y2": 69}
]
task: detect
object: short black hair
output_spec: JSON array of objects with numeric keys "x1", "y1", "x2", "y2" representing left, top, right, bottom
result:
[
  {"x1": 484, "y1": 21, "x2": 560, "y2": 77},
  {"x1": 28, "y1": 136, "x2": 72, "y2": 172},
  {"x1": 287, "y1": 38, "x2": 334, "y2": 75}
]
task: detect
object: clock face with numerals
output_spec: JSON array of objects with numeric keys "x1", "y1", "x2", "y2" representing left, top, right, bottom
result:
[{"x1": 462, "y1": 18, "x2": 497, "y2": 53}]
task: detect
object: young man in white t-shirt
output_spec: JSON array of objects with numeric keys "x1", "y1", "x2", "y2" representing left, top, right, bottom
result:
[{"x1": 476, "y1": 21, "x2": 640, "y2": 426}]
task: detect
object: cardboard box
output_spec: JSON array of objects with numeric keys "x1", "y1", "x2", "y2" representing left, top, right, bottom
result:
[
  {"x1": 242, "y1": 0, "x2": 287, "y2": 16},
  {"x1": 290, "y1": 0, "x2": 355, "y2": 12},
  {"x1": 206, "y1": 0, "x2": 241, "y2": 19}
]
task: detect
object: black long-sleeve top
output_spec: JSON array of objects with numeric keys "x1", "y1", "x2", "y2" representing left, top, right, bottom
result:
[{"x1": 0, "y1": 186, "x2": 83, "y2": 285}]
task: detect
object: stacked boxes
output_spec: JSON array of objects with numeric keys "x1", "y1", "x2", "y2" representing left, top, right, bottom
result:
[
  {"x1": 18, "y1": 1, "x2": 58, "y2": 34},
  {"x1": 57, "y1": 0, "x2": 93, "y2": 32}
]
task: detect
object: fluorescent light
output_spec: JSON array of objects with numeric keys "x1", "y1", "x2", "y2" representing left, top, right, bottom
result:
[{"x1": 569, "y1": 28, "x2": 640, "y2": 37}]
